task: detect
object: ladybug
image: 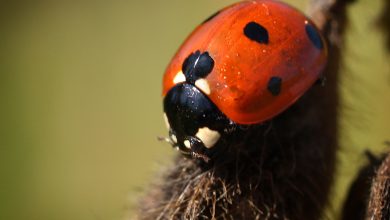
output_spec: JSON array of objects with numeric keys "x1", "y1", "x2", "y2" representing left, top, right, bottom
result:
[{"x1": 161, "y1": 0, "x2": 327, "y2": 162}]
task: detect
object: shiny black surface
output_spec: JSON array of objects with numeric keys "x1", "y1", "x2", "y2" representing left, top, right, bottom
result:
[
  {"x1": 267, "y1": 76, "x2": 282, "y2": 96},
  {"x1": 305, "y1": 23, "x2": 323, "y2": 49},
  {"x1": 244, "y1": 21, "x2": 269, "y2": 44},
  {"x1": 182, "y1": 50, "x2": 214, "y2": 84},
  {"x1": 163, "y1": 83, "x2": 230, "y2": 154}
]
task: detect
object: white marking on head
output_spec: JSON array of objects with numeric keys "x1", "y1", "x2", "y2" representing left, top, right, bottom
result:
[
  {"x1": 173, "y1": 71, "x2": 186, "y2": 84},
  {"x1": 184, "y1": 140, "x2": 191, "y2": 149},
  {"x1": 163, "y1": 113, "x2": 170, "y2": 129},
  {"x1": 170, "y1": 134, "x2": 177, "y2": 143},
  {"x1": 195, "y1": 127, "x2": 221, "y2": 148},
  {"x1": 194, "y1": 78, "x2": 211, "y2": 95}
]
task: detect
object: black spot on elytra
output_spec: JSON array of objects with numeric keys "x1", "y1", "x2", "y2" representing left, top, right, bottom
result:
[
  {"x1": 244, "y1": 22, "x2": 269, "y2": 44},
  {"x1": 305, "y1": 22, "x2": 323, "y2": 49},
  {"x1": 182, "y1": 51, "x2": 214, "y2": 84},
  {"x1": 267, "y1": 77, "x2": 282, "y2": 96},
  {"x1": 202, "y1": 10, "x2": 220, "y2": 24}
]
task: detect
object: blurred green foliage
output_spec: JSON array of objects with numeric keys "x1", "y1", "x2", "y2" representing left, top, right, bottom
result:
[{"x1": 0, "y1": 0, "x2": 388, "y2": 220}]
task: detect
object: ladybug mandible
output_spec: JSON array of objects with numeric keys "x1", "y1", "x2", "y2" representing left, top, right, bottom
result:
[{"x1": 161, "y1": 0, "x2": 327, "y2": 162}]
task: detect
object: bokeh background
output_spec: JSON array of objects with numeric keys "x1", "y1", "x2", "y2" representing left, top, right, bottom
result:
[{"x1": 0, "y1": 0, "x2": 389, "y2": 219}]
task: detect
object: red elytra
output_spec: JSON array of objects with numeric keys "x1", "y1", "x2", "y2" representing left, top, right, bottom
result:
[{"x1": 162, "y1": 0, "x2": 327, "y2": 125}]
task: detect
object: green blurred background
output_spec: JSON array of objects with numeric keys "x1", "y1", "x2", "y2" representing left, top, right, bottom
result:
[{"x1": 0, "y1": 0, "x2": 389, "y2": 219}]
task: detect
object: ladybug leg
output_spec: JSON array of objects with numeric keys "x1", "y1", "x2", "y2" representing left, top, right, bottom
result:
[
  {"x1": 191, "y1": 151, "x2": 211, "y2": 163},
  {"x1": 157, "y1": 130, "x2": 180, "y2": 149},
  {"x1": 157, "y1": 136, "x2": 173, "y2": 145},
  {"x1": 187, "y1": 137, "x2": 211, "y2": 163},
  {"x1": 315, "y1": 75, "x2": 327, "y2": 86}
]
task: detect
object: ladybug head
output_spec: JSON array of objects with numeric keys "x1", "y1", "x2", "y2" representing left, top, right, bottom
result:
[{"x1": 163, "y1": 83, "x2": 233, "y2": 163}]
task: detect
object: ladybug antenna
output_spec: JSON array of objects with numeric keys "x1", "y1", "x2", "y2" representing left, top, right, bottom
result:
[{"x1": 157, "y1": 136, "x2": 174, "y2": 145}]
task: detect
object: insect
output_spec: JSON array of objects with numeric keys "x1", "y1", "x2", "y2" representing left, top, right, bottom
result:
[{"x1": 161, "y1": 0, "x2": 327, "y2": 162}]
